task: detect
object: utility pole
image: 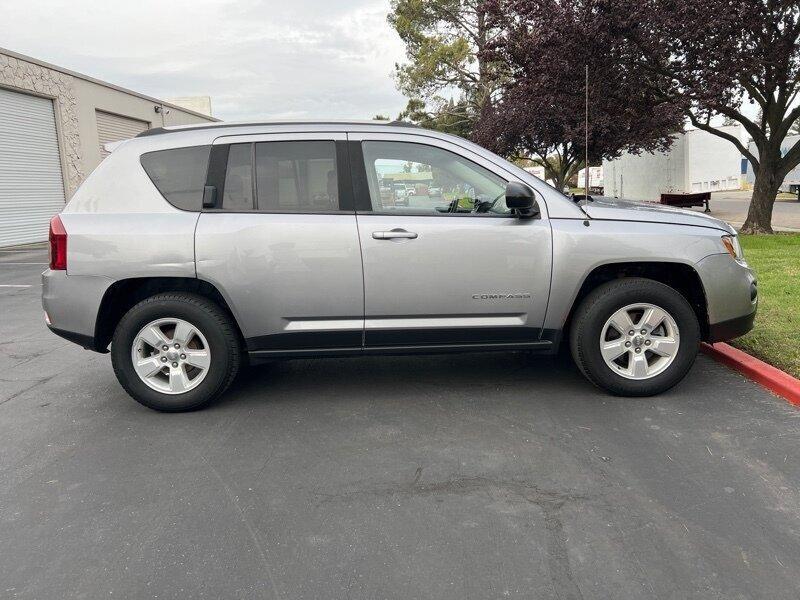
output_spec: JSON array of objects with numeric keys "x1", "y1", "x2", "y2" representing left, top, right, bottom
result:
[{"x1": 585, "y1": 64, "x2": 589, "y2": 197}]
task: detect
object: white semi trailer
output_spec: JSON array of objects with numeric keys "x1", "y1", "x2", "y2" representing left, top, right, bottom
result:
[{"x1": 745, "y1": 134, "x2": 800, "y2": 193}]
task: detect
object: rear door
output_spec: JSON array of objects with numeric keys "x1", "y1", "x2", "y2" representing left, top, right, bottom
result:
[
  {"x1": 350, "y1": 132, "x2": 553, "y2": 349},
  {"x1": 195, "y1": 133, "x2": 364, "y2": 355}
]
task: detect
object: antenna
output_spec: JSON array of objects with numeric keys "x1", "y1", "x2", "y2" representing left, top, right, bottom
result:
[{"x1": 585, "y1": 64, "x2": 589, "y2": 197}]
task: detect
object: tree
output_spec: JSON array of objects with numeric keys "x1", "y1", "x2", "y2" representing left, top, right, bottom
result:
[
  {"x1": 388, "y1": 0, "x2": 502, "y2": 133},
  {"x1": 473, "y1": 0, "x2": 683, "y2": 191},
  {"x1": 610, "y1": 0, "x2": 800, "y2": 233},
  {"x1": 397, "y1": 98, "x2": 474, "y2": 137}
]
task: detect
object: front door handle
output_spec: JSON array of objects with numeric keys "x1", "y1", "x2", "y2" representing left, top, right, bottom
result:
[{"x1": 372, "y1": 229, "x2": 418, "y2": 240}]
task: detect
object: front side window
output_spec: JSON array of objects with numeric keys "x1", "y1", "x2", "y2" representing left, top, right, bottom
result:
[
  {"x1": 361, "y1": 141, "x2": 508, "y2": 215},
  {"x1": 140, "y1": 145, "x2": 211, "y2": 211},
  {"x1": 255, "y1": 141, "x2": 338, "y2": 211}
]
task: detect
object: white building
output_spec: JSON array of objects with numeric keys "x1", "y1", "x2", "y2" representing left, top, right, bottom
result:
[
  {"x1": 523, "y1": 165, "x2": 548, "y2": 183},
  {"x1": 745, "y1": 134, "x2": 800, "y2": 193},
  {"x1": 167, "y1": 96, "x2": 213, "y2": 118},
  {"x1": 603, "y1": 125, "x2": 746, "y2": 201},
  {"x1": 0, "y1": 48, "x2": 217, "y2": 247}
]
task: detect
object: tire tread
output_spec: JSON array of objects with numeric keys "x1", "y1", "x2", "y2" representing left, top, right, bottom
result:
[
  {"x1": 111, "y1": 292, "x2": 241, "y2": 411},
  {"x1": 569, "y1": 277, "x2": 699, "y2": 396}
]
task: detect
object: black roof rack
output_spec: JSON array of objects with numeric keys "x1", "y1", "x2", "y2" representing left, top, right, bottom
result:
[
  {"x1": 136, "y1": 120, "x2": 420, "y2": 138},
  {"x1": 388, "y1": 120, "x2": 421, "y2": 128},
  {"x1": 137, "y1": 127, "x2": 169, "y2": 137}
]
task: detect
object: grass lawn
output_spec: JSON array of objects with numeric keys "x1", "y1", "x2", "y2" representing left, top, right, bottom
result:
[{"x1": 729, "y1": 234, "x2": 800, "y2": 378}]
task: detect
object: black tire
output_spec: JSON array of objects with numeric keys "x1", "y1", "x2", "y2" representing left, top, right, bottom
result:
[
  {"x1": 111, "y1": 293, "x2": 241, "y2": 412},
  {"x1": 569, "y1": 278, "x2": 700, "y2": 396}
]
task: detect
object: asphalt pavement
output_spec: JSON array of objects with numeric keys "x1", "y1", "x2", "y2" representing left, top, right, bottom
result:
[
  {"x1": 2, "y1": 247, "x2": 800, "y2": 599},
  {"x1": 692, "y1": 190, "x2": 800, "y2": 231}
]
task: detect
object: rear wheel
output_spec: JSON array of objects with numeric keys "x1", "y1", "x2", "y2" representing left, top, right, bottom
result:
[
  {"x1": 111, "y1": 293, "x2": 241, "y2": 411},
  {"x1": 570, "y1": 278, "x2": 700, "y2": 396}
]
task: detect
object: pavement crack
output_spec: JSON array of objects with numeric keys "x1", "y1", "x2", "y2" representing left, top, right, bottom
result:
[
  {"x1": 0, "y1": 373, "x2": 60, "y2": 406},
  {"x1": 192, "y1": 448, "x2": 283, "y2": 600}
]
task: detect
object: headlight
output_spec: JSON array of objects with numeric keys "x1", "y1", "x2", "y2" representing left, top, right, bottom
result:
[{"x1": 721, "y1": 235, "x2": 744, "y2": 261}]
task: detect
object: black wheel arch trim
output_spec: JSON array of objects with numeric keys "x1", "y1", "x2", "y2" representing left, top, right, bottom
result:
[
  {"x1": 93, "y1": 276, "x2": 244, "y2": 352},
  {"x1": 559, "y1": 261, "x2": 711, "y2": 341}
]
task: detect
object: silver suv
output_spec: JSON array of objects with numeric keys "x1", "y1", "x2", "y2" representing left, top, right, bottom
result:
[{"x1": 42, "y1": 121, "x2": 757, "y2": 411}]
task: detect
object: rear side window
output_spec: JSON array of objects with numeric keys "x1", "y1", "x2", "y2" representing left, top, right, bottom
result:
[
  {"x1": 222, "y1": 144, "x2": 255, "y2": 210},
  {"x1": 140, "y1": 145, "x2": 211, "y2": 211},
  {"x1": 255, "y1": 141, "x2": 338, "y2": 211}
]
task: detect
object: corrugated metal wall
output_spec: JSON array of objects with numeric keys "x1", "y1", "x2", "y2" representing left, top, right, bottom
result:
[
  {"x1": 96, "y1": 110, "x2": 148, "y2": 159},
  {"x1": 0, "y1": 87, "x2": 66, "y2": 247}
]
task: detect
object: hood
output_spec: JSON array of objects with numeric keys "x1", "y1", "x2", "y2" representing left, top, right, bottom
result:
[{"x1": 581, "y1": 197, "x2": 735, "y2": 234}]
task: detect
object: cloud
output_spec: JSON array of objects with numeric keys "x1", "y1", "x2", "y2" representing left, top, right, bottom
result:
[{"x1": 0, "y1": 0, "x2": 408, "y2": 120}]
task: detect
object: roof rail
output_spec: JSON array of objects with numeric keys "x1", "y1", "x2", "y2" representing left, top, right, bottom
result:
[
  {"x1": 136, "y1": 119, "x2": 421, "y2": 138},
  {"x1": 388, "y1": 120, "x2": 420, "y2": 128}
]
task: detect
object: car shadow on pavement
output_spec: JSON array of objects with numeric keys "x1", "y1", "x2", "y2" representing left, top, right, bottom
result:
[{"x1": 216, "y1": 350, "x2": 595, "y2": 410}]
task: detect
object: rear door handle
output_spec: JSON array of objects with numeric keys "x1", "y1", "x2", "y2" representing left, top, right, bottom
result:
[{"x1": 372, "y1": 229, "x2": 418, "y2": 240}]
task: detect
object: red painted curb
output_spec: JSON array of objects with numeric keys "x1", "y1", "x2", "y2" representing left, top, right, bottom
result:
[{"x1": 700, "y1": 342, "x2": 800, "y2": 407}]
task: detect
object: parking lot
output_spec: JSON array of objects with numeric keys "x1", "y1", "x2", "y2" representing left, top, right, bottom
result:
[
  {"x1": 699, "y1": 190, "x2": 800, "y2": 231},
  {"x1": 2, "y1": 246, "x2": 800, "y2": 599}
]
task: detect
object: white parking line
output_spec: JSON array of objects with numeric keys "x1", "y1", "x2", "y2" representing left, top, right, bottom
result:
[
  {"x1": 0, "y1": 262, "x2": 47, "y2": 265},
  {"x1": 0, "y1": 284, "x2": 32, "y2": 288}
]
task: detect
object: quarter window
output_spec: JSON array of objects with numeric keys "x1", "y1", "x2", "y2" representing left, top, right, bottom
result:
[
  {"x1": 361, "y1": 141, "x2": 509, "y2": 215},
  {"x1": 140, "y1": 145, "x2": 211, "y2": 211}
]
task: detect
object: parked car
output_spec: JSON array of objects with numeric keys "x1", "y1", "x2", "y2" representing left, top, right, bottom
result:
[
  {"x1": 392, "y1": 183, "x2": 410, "y2": 206},
  {"x1": 43, "y1": 120, "x2": 757, "y2": 411}
]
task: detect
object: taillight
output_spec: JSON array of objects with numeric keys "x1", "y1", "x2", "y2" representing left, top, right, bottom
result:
[{"x1": 49, "y1": 215, "x2": 67, "y2": 270}]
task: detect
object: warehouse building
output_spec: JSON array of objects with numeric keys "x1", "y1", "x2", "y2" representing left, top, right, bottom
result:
[
  {"x1": 603, "y1": 125, "x2": 746, "y2": 201},
  {"x1": 0, "y1": 47, "x2": 217, "y2": 247},
  {"x1": 744, "y1": 134, "x2": 800, "y2": 193}
]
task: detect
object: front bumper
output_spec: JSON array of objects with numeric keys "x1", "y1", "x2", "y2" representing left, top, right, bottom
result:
[
  {"x1": 707, "y1": 309, "x2": 756, "y2": 343},
  {"x1": 696, "y1": 253, "x2": 757, "y2": 342}
]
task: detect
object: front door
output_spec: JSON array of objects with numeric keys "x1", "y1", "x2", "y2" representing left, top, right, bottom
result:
[{"x1": 350, "y1": 134, "x2": 553, "y2": 349}]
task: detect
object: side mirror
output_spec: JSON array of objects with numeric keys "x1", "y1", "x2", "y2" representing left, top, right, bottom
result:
[{"x1": 505, "y1": 181, "x2": 538, "y2": 218}]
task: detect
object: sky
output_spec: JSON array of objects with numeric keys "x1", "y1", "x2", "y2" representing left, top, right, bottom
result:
[{"x1": 0, "y1": 0, "x2": 409, "y2": 121}]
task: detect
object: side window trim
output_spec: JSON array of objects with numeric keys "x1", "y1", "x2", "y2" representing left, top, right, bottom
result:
[
  {"x1": 347, "y1": 141, "x2": 373, "y2": 212},
  {"x1": 203, "y1": 139, "x2": 355, "y2": 214},
  {"x1": 335, "y1": 140, "x2": 355, "y2": 212},
  {"x1": 204, "y1": 144, "x2": 230, "y2": 209},
  {"x1": 249, "y1": 142, "x2": 258, "y2": 209}
]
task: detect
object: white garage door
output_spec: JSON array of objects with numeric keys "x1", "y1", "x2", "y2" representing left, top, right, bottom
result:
[
  {"x1": 0, "y1": 87, "x2": 67, "y2": 247},
  {"x1": 96, "y1": 110, "x2": 149, "y2": 159}
]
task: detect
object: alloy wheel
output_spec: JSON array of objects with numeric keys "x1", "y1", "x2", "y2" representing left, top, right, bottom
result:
[
  {"x1": 599, "y1": 303, "x2": 680, "y2": 380},
  {"x1": 130, "y1": 318, "x2": 211, "y2": 394}
]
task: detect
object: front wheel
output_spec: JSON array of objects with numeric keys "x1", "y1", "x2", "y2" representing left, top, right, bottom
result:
[
  {"x1": 111, "y1": 293, "x2": 241, "y2": 411},
  {"x1": 569, "y1": 278, "x2": 700, "y2": 396}
]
